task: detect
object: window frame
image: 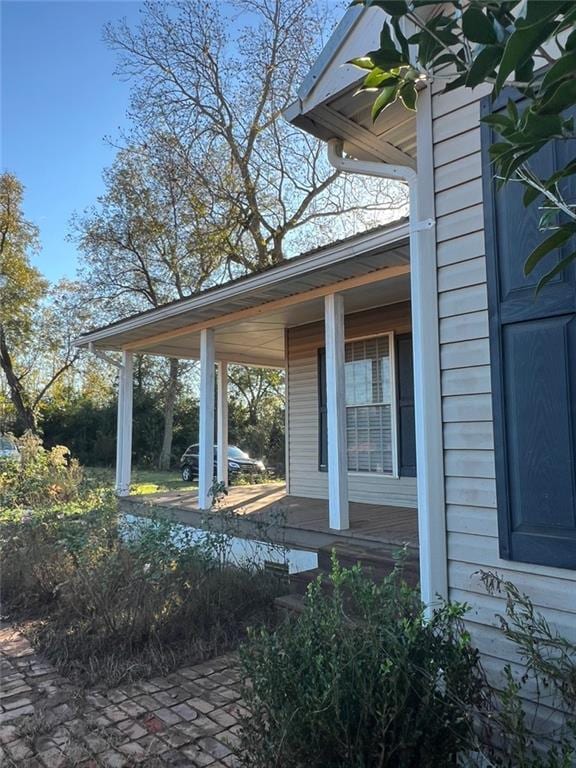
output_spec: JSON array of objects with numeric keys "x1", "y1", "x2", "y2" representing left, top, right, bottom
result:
[{"x1": 317, "y1": 330, "x2": 399, "y2": 479}]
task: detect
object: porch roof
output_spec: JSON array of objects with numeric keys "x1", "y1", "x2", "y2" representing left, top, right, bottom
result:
[
  {"x1": 284, "y1": 6, "x2": 417, "y2": 167},
  {"x1": 75, "y1": 218, "x2": 410, "y2": 368}
]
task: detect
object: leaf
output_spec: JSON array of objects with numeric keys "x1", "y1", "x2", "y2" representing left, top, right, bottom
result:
[
  {"x1": 495, "y1": 21, "x2": 556, "y2": 94},
  {"x1": 368, "y1": 0, "x2": 408, "y2": 14},
  {"x1": 523, "y1": 184, "x2": 541, "y2": 206},
  {"x1": 542, "y1": 158, "x2": 576, "y2": 190},
  {"x1": 348, "y1": 57, "x2": 376, "y2": 71},
  {"x1": 390, "y1": 16, "x2": 410, "y2": 60},
  {"x1": 379, "y1": 21, "x2": 399, "y2": 52},
  {"x1": 523, "y1": 228, "x2": 573, "y2": 275},
  {"x1": 371, "y1": 85, "x2": 400, "y2": 121},
  {"x1": 399, "y1": 82, "x2": 417, "y2": 110},
  {"x1": 462, "y1": 6, "x2": 498, "y2": 44},
  {"x1": 482, "y1": 113, "x2": 513, "y2": 130},
  {"x1": 366, "y1": 48, "x2": 408, "y2": 69},
  {"x1": 539, "y1": 79, "x2": 576, "y2": 116},
  {"x1": 540, "y1": 51, "x2": 576, "y2": 92},
  {"x1": 507, "y1": 98, "x2": 519, "y2": 122},
  {"x1": 516, "y1": 1, "x2": 571, "y2": 29},
  {"x1": 536, "y1": 250, "x2": 576, "y2": 293},
  {"x1": 443, "y1": 73, "x2": 468, "y2": 93},
  {"x1": 514, "y1": 56, "x2": 534, "y2": 87},
  {"x1": 362, "y1": 70, "x2": 400, "y2": 89},
  {"x1": 566, "y1": 28, "x2": 576, "y2": 51},
  {"x1": 521, "y1": 110, "x2": 564, "y2": 140},
  {"x1": 466, "y1": 46, "x2": 502, "y2": 88}
]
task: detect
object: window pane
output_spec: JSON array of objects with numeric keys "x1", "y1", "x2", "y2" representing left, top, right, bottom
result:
[
  {"x1": 345, "y1": 336, "x2": 390, "y2": 405},
  {"x1": 346, "y1": 404, "x2": 392, "y2": 474},
  {"x1": 345, "y1": 360, "x2": 372, "y2": 405}
]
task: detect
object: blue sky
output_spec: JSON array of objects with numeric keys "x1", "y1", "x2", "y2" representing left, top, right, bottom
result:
[{"x1": 2, "y1": 0, "x2": 143, "y2": 282}]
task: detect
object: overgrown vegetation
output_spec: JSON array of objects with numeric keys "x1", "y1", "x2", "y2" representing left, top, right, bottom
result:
[
  {"x1": 238, "y1": 558, "x2": 487, "y2": 768},
  {"x1": 0, "y1": 438, "x2": 281, "y2": 687},
  {"x1": 3, "y1": 439, "x2": 576, "y2": 765},
  {"x1": 236, "y1": 561, "x2": 576, "y2": 768},
  {"x1": 481, "y1": 572, "x2": 576, "y2": 767},
  {"x1": 34, "y1": 376, "x2": 286, "y2": 472}
]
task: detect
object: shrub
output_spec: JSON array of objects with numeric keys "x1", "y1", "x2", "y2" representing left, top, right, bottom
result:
[
  {"x1": 0, "y1": 491, "x2": 117, "y2": 614},
  {"x1": 238, "y1": 558, "x2": 487, "y2": 768},
  {"x1": 0, "y1": 433, "x2": 85, "y2": 511}
]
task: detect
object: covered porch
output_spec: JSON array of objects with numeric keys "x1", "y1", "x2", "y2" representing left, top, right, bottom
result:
[
  {"x1": 77, "y1": 220, "x2": 417, "y2": 536},
  {"x1": 120, "y1": 482, "x2": 419, "y2": 583}
]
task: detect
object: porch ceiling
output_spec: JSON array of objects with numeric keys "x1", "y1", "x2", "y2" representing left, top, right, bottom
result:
[
  {"x1": 75, "y1": 224, "x2": 410, "y2": 368},
  {"x1": 142, "y1": 269, "x2": 410, "y2": 367}
]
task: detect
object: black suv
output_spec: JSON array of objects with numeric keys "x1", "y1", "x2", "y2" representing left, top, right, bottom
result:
[{"x1": 180, "y1": 444, "x2": 266, "y2": 482}]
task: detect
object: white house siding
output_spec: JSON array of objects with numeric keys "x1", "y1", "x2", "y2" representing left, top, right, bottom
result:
[
  {"x1": 431, "y1": 81, "x2": 576, "y2": 672},
  {"x1": 286, "y1": 302, "x2": 417, "y2": 507}
]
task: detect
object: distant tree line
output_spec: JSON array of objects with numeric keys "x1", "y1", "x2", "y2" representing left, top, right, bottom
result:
[{"x1": 39, "y1": 386, "x2": 285, "y2": 472}]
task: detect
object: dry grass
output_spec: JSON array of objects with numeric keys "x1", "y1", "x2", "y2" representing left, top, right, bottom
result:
[{"x1": 1, "y1": 499, "x2": 281, "y2": 688}]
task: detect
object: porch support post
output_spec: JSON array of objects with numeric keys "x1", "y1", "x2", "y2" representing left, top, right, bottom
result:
[
  {"x1": 217, "y1": 361, "x2": 229, "y2": 487},
  {"x1": 324, "y1": 293, "x2": 349, "y2": 530},
  {"x1": 115, "y1": 350, "x2": 133, "y2": 497},
  {"x1": 198, "y1": 328, "x2": 216, "y2": 510}
]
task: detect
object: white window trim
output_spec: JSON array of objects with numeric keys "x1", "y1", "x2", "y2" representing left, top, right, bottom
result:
[{"x1": 342, "y1": 330, "x2": 399, "y2": 480}]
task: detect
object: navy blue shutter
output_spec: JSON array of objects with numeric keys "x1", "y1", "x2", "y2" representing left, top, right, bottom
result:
[
  {"x1": 482, "y1": 92, "x2": 576, "y2": 569},
  {"x1": 396, "y1": 334, "x2": 416, "y2": 477},
  {"x1": 318, "y1": 348, "x2": 327, "y2": 471}
]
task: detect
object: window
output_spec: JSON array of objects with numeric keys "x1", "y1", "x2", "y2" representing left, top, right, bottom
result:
[
  {"x1": 345, "y1": 336, "x2": 394, "y2": 474},
  {"x1": 318, "y1": 333, "x2": 413, "y2": 476}
]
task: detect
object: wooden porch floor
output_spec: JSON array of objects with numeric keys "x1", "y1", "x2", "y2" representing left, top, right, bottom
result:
[{"x1": 120, "y1": 482, "x2": 418, "y2": 555}]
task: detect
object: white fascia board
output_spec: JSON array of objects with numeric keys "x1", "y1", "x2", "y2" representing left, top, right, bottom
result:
[
  {"x1": 288, "y1": 6, "x2": 383, "y2": 120},
  {"x1": 296, "y1": 6, "x2": 363, "y2": 103},
  {"x1": 74, "y1": 222, "x2": 409, "y2": 348}
]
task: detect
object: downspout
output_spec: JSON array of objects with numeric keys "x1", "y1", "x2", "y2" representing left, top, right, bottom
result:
[{"x1": 326, "y1": 92, "x2": 448, "y2": 608}]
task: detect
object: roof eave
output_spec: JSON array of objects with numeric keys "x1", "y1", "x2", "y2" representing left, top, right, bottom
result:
[{"x1": 74, "y1": 220, "x2": 410, "y2": 349}]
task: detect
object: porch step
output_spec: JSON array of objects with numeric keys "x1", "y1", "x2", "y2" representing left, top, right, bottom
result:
[
  {"x1": 287, "y1": 567, "x2": 326, "y2": 597},
  {"x1": 274, "y1": 593, "x2": 306, "y2": 616},
  {"x1": 318, "y1": 541, "x2": 419, "y2": 586}
]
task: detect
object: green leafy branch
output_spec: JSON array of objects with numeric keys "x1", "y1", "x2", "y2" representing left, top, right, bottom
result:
[{"x1": 350, "y1": 0, "x2": 576, "y2": 291}]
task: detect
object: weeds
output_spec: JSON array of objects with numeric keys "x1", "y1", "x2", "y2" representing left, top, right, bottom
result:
[
  {"x1": 0, "y1": 448, "x2": 281, "y2": 687},
  {"x1": 238, "y1": 556, "x2": 488, "y2": 768}
]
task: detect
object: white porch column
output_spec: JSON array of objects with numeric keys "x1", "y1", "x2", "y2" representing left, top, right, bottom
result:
[
  {"x1": 198, "y1": 329, "x2": 216, "y2": 509},
  {"x1": 217, "y1": 361, "x2": 229, "y2": 486},
  {"x1": 324, "y1": 293, "x2": 349, "y2": 530},
  {"x1": 115, "y1": 350, "x2": 133, "y2": 497}
]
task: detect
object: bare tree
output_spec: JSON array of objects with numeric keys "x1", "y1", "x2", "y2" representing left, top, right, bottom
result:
[
  {"x1": 105, "y1": 0, "x2": 406, "y2": 273},
  {"x1": 78, "y1": 0, "x2": 405, "y2": 466},
  {"x1": 74, "y1": 136, "x2": 223, "y2": 468}
]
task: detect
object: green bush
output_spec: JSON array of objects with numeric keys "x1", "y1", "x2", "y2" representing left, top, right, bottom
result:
[
  {"x1": 0, "y1": 433, "x2": 87, "y2": 512},
  {"x1": 238, "y1": 558, "x2": 486, "y2": 768}
]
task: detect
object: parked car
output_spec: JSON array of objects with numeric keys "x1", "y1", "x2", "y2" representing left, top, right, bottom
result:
[
  {"x1": 0, "y1": 436, "x2": 20, "y2": 463},
  {"x1": 180, "y1": 444, "x2": 265, "y2": 482}
]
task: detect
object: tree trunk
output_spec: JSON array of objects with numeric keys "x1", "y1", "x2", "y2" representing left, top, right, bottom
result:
[
  {"x1": 158, "y1": 357, "x2": 179, "y2": 470},
  {"x1": 0, "y1": 324, "x2": 37, "y2": 434}
]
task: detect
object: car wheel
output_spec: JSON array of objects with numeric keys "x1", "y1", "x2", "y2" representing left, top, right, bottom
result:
[{"x1": 182, "y1": 465, "x2": 194, "y2": 482}]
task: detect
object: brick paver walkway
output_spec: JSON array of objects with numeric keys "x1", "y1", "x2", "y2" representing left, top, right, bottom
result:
[{"x1": 0, "y1": 626, "x2": 245, "y2": 767}]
